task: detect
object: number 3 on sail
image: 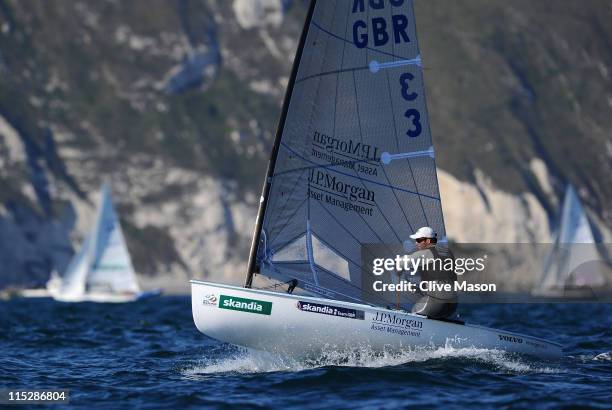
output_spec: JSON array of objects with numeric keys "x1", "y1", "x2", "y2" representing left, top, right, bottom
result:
[{"x1": 400, "y1": 73, "x2": 421, "y2": 138}]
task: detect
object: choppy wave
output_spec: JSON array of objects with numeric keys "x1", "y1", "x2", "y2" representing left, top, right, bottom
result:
[
  {"x1": 592, "y1": 352, "x2": 612, "y2": 361},
  {"x1": 184, "y1": 344, "x2": 563, "y2": 377}
]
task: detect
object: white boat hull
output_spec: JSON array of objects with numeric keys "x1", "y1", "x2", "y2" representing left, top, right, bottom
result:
[
  {"x1": 191, "y1": 280, "x2": 563, "y2": 359},
  {"x1": 49, "y1": 289, "x2": 161, "y2": 303},
  {"x1": 18, "y1": 289, "x2": 51, "y2": 298}
]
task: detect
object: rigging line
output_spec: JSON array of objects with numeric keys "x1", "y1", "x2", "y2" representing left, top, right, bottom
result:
[
  {"x1": 280, "y1": 142, "x2": 441, "y2": 201},
  {"x1": 352, "y1": 70, "x2": 402, "y2": 243}
]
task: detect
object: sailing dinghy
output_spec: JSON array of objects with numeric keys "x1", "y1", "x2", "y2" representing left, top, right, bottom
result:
[
  {"x1": 191, "y1": 0, "x2": 562, "y2": 359},
  {"x1": 533, "y1": 185, "x2": 607, "y2": 298},
  {"x1": 48, "y1": 184, "x2": 160, "y2": 303}
]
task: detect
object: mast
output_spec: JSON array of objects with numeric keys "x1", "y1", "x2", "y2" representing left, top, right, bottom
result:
[{"x1": 245, "y1": 0, "x2": 317, "y2": 288}]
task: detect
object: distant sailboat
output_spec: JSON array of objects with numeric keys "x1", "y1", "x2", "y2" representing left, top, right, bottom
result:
[
  {"x1": 533, "y1": 185, "x2": 607, "y2": 298},
  {"x1": 47, "y1": 184, "x2": 160, "y2": 303}
]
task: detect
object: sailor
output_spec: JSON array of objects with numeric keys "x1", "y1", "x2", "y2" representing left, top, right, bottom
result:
[{"x1": 407, "y1": 226, "x2": 458, "y2": 319}]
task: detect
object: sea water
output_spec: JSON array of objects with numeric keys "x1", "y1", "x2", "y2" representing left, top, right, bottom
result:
[{"x1": 1, "y1": 297, "x2": 610, "y2": 409}]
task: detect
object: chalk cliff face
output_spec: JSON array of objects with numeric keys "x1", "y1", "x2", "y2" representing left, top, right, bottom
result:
[
  {"x1": 233, "y1": 0, "x2": 291, "y2": 30},
  {"x1": 0, "y1": 0, "x2": 610, "y2": 289},
  {"x1": 439, "y1": 168, "x2": 551, "y2": 244}
]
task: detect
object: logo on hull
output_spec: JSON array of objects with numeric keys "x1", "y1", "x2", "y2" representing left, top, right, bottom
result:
[
  {"x1": 218, "y1": 295, "x2": 272, "y2": 315},
  {"x1": 296, "y1": 301, "x2": 365, "y2": 320},
  {"x1": 370, "y1": 312, "x2": 423, "y2": 338},
  {"x1": 498, "y1": 334, "x2": 523, "y2": 344},
  {"x1": 202, "y1": 294, "x2": 217, "y2": 306}
]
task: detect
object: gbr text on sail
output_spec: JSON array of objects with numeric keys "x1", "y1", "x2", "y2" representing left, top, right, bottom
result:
[{"x1": 352, "y1": 0, "x2": 411, "y2": 49}]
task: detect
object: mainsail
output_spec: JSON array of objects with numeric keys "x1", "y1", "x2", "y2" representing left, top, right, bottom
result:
[
  {"x1": 247, "y1": 0, "x2": 446, "y2": 305},
  {"x1": 55, "y1": 184, "x2": 140, "y2": 297},
  {"x1": 536, "y1": 185, "x2": 605, "y2": 294}
]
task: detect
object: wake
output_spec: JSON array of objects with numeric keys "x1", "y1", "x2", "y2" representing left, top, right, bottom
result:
[
  {"x1": 592, "y1": 352, "x2": 612, "y2": 361},
  {"x1": 183, "y1": 344, "x2": 563, "y2": 377}
]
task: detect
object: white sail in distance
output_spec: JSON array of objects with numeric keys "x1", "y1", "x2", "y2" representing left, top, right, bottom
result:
[
  {"x1": 86, "y1": 184, "x2": 140, "y2": 294},
  {"x1": 49, "y1": 184, "x2": 140, "y2": 300},
  {"x1": 536, "y1": 185, "x2": 605, "y2": 294}
]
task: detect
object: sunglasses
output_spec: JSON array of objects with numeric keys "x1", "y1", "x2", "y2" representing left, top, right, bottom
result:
[{"x1": 415, "y1": 238, "x2": 428, "y2": 243}]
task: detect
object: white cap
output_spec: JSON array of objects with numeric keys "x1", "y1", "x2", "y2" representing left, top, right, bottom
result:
[{"x1": 409, "y1": 226, "x2": 437, "y2": 240}]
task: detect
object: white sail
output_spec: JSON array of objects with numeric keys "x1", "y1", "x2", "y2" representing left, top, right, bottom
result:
[
  {"x1": 48, "y1": 184, "x2": 141, "y2": 302},
  {"x1": 51, "y1": 233, "x2": 92, "y2": 298},
  {"x1": 86, "y1": 184, "x2": 140, "y2": 294},
  {"x1": 248, "y1": 0, "x2": 445, "y2": 306},
  {"x1": 535, "y1": 185, "x2": 605, "y2": 295}
]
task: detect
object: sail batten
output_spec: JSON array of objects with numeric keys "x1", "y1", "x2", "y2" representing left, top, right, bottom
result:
[
  {"x1": 277, "y1": 142, "x2": 440, "y2": 200},
  {"x1": 249, "y1": 0, "x2": 446, "y2": 305}
]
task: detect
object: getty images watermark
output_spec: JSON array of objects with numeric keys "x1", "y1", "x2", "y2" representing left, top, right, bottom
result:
[
  {"x1": 370, "y1": 253, "x2": 495, "y2": 293},
  {"x1": 359, "y1": 243, "x2": 612, "y2": 304}
]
